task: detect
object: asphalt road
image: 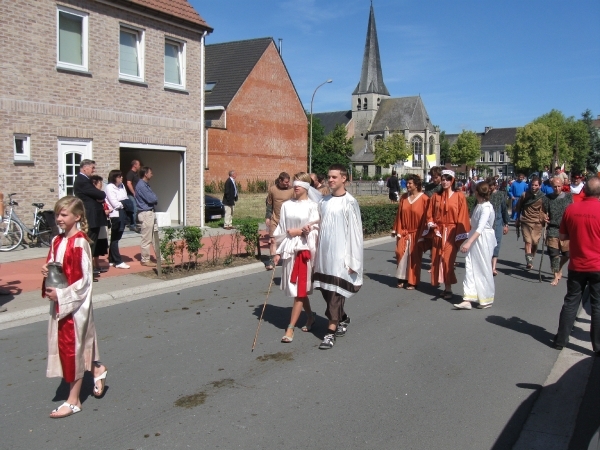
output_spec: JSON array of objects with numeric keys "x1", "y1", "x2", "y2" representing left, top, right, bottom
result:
[{"x1": 0, "y1": 230, "x2": 582, "y2": 449}]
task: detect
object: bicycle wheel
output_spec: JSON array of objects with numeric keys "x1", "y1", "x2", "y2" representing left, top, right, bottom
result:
[
  {"x1": 0, "y1": 219, "x2": 24, "y2": 251},
  {"x1": 37, "y1": 216, "x2": 53, "y2": 247}
]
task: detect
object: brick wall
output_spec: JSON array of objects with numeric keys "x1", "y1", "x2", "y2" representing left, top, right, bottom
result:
[
  {"x1": 0, "y1": 0, "x2": 206, "y2": 225},
  {"x1": 205, "y1": 43, "x2": 308, "y2": 189}
]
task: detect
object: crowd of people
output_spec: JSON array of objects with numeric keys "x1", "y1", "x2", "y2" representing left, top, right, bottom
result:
[{"x1": 38, "y1": 158, "x2": 600, "y2": 419}]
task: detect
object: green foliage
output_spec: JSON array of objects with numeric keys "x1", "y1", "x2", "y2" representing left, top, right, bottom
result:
[
  {"x1": 204, "y1": 181, "x2": 217, "y2": 194},
  {"x1": 566, "y1": 120, "x2": 591, "y2": 174},
  {"x1": 159, "y1": 227, "x2": 178, "y2": 266},
  {"x1": 360, "y1": 204, "x2": 397, "y2": 236},
  {"x1": 182, "y1": 226, "x2": 203, "y2": 270},
  {"x1": 583, "y1": 109, "x2": 600, "y2": 172},
  {"x1": 450, "y1": 130, "x2": 481, "y2": 171},
  {"x1": 245, "y1": 178, "x2": 270, "y2": 193},
  {"x1": 439, "y1": 131, "x2": 451, "y2": 165},
  {"x1": 217, "y1": 180, "x2": 225, "y2": 193},
  {"x1": 466, "y1": 195, "x2": 477, "y2": 214},
  {"x1": 506, "y1": 122, "x2": 553, "y2": 171},
  {"x1": 311, "y1": 122, "x2": 353, "y2": 175},
  {"x1": 373, "y1": 132, "x2": 411, "y2": 168},
  {"x1": 237, "y1": 219, "x2": 261, "y2": 257}
]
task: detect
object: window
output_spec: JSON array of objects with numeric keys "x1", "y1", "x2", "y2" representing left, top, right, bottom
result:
[
  {"x1": 205, "y1": 81, "x2": 216, "y2": 93},
  {"x1": 14, "y1": 134, "x2": 31, "y2": 161},
  {"x1": 429, "y1": 137, "x2": 435, "y2": 155},
  {"x1": 119, "y1": 26, "x2": 144, "y2": 82},
  {"x1": 488, "y1": 152, "x2": 494, "y2": 162},
  {"x1": 363, "y1": 98, "x2": 367, "y2": 110},
  {"x1": 356, "y1": 98, "x2": 361, "y2": 110},
  {"x1": 411, "y1": 136, "x2": 423, "y2": 167},
  {"x1": 362, "y1": 165, "x2": 369, "y2": 176},
  {"x1": 165, "y1": 39, "x2": 186, "y2": 88},
  {"x1": 499, "y1": 152, "x2": 505, "y2": 162},
  {"x1": 480, "y1": 154, "x2": 485, "y2": 162},
  {"x1": 57, "y1": 6, "x2": 88, "y2": 71}
]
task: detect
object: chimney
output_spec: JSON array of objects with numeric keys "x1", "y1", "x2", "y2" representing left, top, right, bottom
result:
[{"x1": 278, "y1": 38, "x2": 283, "y2": 56}]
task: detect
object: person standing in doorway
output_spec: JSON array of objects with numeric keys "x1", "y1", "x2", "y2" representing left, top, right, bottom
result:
[
  {"x1": 135, "y1": 167, "x2": 158, "y2": 267},
  {"x1": 313, "y1": 164, "x2": 363, "y2": 350},
  {"x1": 223, "y1": 170, "x2": 238, "y2": 230},
  {"x1": 125, "y1": 159, "x2": 140, "y2": 232},
  {"x1": 553, "y1": 177, "x2": 600, "y2": 353}
]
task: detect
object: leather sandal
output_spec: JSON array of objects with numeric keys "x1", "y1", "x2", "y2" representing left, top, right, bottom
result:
[
  {"x1": 281, "y1": 325, "x2": 294, "y2": 343},
  {"x1": 301, "y1": 312, "x2": 316, "y2": 332}
]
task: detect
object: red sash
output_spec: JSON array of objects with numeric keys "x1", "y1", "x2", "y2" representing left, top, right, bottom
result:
[{"x1": 290, "y1": 250, "x2": 311, "y2": 297}]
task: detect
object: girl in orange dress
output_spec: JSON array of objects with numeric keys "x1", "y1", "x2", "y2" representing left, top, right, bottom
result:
[
  {"x1": 391, "y1": 175, "x2": 428, "y2": 289},
  {"x1": 422, "y1": 170, "x2": 471, "y2": 299}
]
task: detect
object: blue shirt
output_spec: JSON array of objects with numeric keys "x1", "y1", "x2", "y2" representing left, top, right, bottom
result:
[
  {"x1": 135, "y1": 180, "x2": 158, "y2": 211},
  {"x1": 540, "y1": 181, "x2": 554, "y2": 195},
  {"x1": 510, "y1": 180, "x2": 528, "y2": 199}
]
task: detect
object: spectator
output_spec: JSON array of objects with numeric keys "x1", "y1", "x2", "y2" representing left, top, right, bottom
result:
[
  {"x1": 223, "y1": 170, "x2": 238, "y2": 229},
  {"x1": 105, "y1": 170, "x2": 131, "y2": 269},
  {"x1": 509, "y1": 173, "x2": 528, "y2": 220},
  {"x1": 73, "y1": 159, "x2": 106, "y2": 277},
  {"x1": 553, "y1": 177, "x2": 600, "y2": 353},
  {"x1": 570, "y1": 174, "x2": 585, "y2": 202},
  {"x1": 125, "y1": 159, "x2": 140, "y2": 231},
  {"x1": 386, "y1": 171, "x2": 400, "y2": 203},
  {"x1": 135, "y1": 167, "x2": 158, "y2": 267},
  {"x1": 90, "y1": 175, "x2": 110, "y2": 274}
]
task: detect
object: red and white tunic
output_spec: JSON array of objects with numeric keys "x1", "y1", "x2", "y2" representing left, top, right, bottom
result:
[{"x1": 43, "y1": 231, "x2": 99, "y2": 382}]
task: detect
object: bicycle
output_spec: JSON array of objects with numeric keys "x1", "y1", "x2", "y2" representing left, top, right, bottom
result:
[{"x1": 0, "y1": 193, "x2": 54, "y2": 251}]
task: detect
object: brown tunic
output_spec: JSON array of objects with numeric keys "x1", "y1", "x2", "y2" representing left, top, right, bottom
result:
[{"x1": 266, "y1": 185, "x2": 294, "y2": 235}]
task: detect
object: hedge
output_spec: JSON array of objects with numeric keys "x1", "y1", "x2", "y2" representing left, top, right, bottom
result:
[{"x1": 360, "y1": 203, "x2": 397, "y2": 236}]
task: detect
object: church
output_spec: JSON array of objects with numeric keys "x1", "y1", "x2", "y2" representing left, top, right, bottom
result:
[{"x1": 314, "y1": 4, "x2": 440, "y2": 180}]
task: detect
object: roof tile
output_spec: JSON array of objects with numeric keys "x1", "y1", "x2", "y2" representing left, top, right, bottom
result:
[{"x1": 125, "y1": 0, "x2": 211, "y2": 29}]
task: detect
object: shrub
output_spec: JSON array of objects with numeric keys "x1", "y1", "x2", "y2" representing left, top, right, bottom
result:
[
  {"x1": 159, "y1": 227, "x2": 178, "y2": 266},
  {"x1": 237, "y1": 218, "x2": 262, "y2": 257},
  {"x1": 360, "y1": 203, "x2": 397, "y2": 236},
  {"x1": 466, "y1": 195, "x2": 477, "y2": 214},
  {"x1": 182, "y1": 226, "x2": 203, "y2": 270},
  {"x1": 205, "y1": 181, "x2": 217, "y2": 194}
]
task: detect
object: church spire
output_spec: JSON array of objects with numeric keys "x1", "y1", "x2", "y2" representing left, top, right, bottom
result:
[{"x1": 353, "y1": 3, "x2": 390, "y2": 96}]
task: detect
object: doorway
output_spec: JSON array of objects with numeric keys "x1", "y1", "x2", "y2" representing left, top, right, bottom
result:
[{"x1": 58, "y1": 139, "x2": 92, "y2": 197}]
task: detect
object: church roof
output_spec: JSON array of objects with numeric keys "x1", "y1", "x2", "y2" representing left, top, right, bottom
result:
[
  {"x1": 370, "y1": 96, "x2": 435, "y2": 132},
  {"x1": 313, "y1": 110, "x2": 352, "y2": 135},
  {"x1": 352, "y1": 4, "x2": 389, "y2": 96},
  {"x1": 205, "y1": 38, "x2": 273, "y2": 108}
]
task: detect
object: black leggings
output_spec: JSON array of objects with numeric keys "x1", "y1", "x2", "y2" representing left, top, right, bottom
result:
[{"x1": 108, "y1": 218, "x2": 124, "y2": 265}]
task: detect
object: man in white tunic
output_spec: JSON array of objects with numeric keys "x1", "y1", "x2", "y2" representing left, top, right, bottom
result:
[{"x1": 312, "y1": 164, "x2": 363, "y2": 349}]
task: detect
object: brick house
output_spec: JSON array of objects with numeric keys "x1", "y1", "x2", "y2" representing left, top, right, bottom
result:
[
  {"x1": 1, "y1": 0, "x2": 212, "y2": 227},
  {"x1": 203, "y1": 38, "x2": 307, "y2": 189}
]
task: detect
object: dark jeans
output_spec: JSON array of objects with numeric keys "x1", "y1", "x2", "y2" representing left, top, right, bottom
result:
[
  {"x1": 555, "y1": 270, "x2": 600, "y2": 351},
  {"x1": 108, "y1": 217, "x2": 124, "y2": 265},
  {"x1": 87, "y1": 227, "x2": 100, "y2": 259},
  {"x1": 127, "y1": 194, "x2": 137, "y2": 227}
]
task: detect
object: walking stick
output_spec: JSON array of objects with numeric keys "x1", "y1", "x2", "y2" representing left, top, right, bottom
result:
[
  {"x1": 251, "y1": 268, "x2": 276, "y2": 352},
  {"x1": 538, "y1": 224, "x2": 546, "y2": 282}
]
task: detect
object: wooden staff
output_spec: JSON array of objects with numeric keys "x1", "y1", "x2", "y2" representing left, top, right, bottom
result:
[
  {"x1": 252, "y1": 268, "x2": 276, "y2": 352},
  {"x1": 538, "y1": 224, "x2": 546, "y2": 282}
]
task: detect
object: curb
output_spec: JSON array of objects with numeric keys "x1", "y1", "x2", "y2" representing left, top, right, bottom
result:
[{"x1": 0, "y1": 235, "x2": 391, "y2": 330}]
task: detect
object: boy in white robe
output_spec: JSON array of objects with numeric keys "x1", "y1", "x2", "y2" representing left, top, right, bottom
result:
[{"x1": 312, "y1": 164, "x2": 363, "y2": 349}]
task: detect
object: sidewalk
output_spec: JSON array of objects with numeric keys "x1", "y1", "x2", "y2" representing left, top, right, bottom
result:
[{"x1": 0, "y1": 226, "x2": 271, "y2": 316}]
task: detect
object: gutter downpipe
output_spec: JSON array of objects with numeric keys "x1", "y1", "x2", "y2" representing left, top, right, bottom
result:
[{"x1": 199, "y1": 30, "x2": 207, "y2": 228}]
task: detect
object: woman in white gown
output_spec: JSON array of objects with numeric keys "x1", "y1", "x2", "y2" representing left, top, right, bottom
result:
[
  {"x1": 272, "y1": 172, "x2": 320, "y2": 342},
  {"x1": 454, "y1": 181, "x2": 497, "y2": 310}
]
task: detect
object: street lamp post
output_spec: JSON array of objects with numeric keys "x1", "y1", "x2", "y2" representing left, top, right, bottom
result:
[{"x1": 309, "y1": 79, "x2": 332, "y2": 174}]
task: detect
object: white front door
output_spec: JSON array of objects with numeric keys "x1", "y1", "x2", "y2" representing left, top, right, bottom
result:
[{"x1": 58, "y1": 140, "x2": 92, "y2": 197}]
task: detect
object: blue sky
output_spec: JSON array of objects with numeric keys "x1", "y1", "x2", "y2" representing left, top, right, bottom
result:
[{"x1": 191, "y1": 0, "x2": 600, "y2": 134}]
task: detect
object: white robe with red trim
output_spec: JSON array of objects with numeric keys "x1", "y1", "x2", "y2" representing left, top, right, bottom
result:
[
  {"x1": 273, "y1": 199, "x2": 320, "y2": 297},
  {"x1": 45, "y1": 232, "x2": 99, "y2": 379}
]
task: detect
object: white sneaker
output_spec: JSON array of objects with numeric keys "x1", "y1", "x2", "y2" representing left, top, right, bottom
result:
[
  {"x1": 115, "y1": 263, "x2": 130, "y2": 269},
  {"x1": 453, "y1": 301, "x2": 472, "y2": 310},
  {"x1": 109, "y1": 263, "x2": 114, "y2": 267},
  {"x1": 476, "y1": 304, "x2": 492, "y2": 309}
]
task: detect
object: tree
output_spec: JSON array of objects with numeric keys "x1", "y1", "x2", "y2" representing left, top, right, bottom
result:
[
  {"x1": 373, "y1": 132, "x2": 410, "y2": 168},
  {"x1": 439, "y1": 130, "x2": 451, "y2": 165},
  {"x1": 582, "y1": 109, "x2": 600, "y2": 173},
  {"x1": 506, "y1": 122, "x2": 552, "y2": 172},
  {"x1": 565, "y1": 119, "x2": 590, "y2": 174},
  {"x1": 307, "y1": 114, "x2": 325, "y2": 172},
  {"x1": 311, "y1": 123, "x2": 353, "y2": 176},
  {"x1": 450, "y1": 130, "x2": 481, "y2": 175}
]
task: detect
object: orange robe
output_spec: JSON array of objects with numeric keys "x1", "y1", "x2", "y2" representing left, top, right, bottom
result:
[
  {"x1": 392, "y1": 192, "x2": 428, "y2": 286},
  {"x1": 423, "y1": 191, "x2": 471, "y2": 286}
]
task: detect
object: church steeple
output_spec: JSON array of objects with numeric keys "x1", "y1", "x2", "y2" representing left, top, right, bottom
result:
[{"x1": 353, "y1": 3, "x2": 389, "y2": 96}]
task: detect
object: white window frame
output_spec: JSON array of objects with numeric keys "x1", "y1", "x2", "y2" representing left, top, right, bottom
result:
[
  {"x1": 164, "y1": 38, "x2": 186, "y2": 89},
  {"x1": 14, "y1": 134, "x2": 31, "y2": 161},
  {"x1": 480, "y1": 154, "x2": 485, "y2": 162},
  {"x1": 488, "y1": 152, "x2": 494, "y2": 162},
  {"x1": 119, "y1": 25, "x2": 145, "y2": 82},
  {"x1": 56, "y1": 6, "x2": 89, "y2": 72},
  {"x1": 499, "y1": 152, "x2": 505, "y2": 162}
]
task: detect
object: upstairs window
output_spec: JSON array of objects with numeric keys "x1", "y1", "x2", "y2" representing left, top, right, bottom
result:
[
  {"x1": 499, "y1": 152, "x2": 505, "y2": 162},
  {"x1": 205, "y1": 82, "x2": 216, "y2": 93},
  {"x1": 489, "y1": 152, "x2": 494, "y2": 162},
  {"x1": 429, "y1": 136, "x2": 435, "y2": 155},
  {"x1": 412, "y1": 136, "x2": 423, "y2": 167},
  {"x1": 165, "y1": 39, "x2": 186, "y2": 88},
  {"x1": 57, "y1": 6, "x2": 88, "y2": 72},
  {"x1": 119, "y1": 27, "x2": 144, "y2": 82}
]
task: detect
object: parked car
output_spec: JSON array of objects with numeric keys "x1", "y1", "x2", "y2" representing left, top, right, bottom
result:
[{"x1": 205, "y1": 195, "x2": 225, "y2": 222}]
